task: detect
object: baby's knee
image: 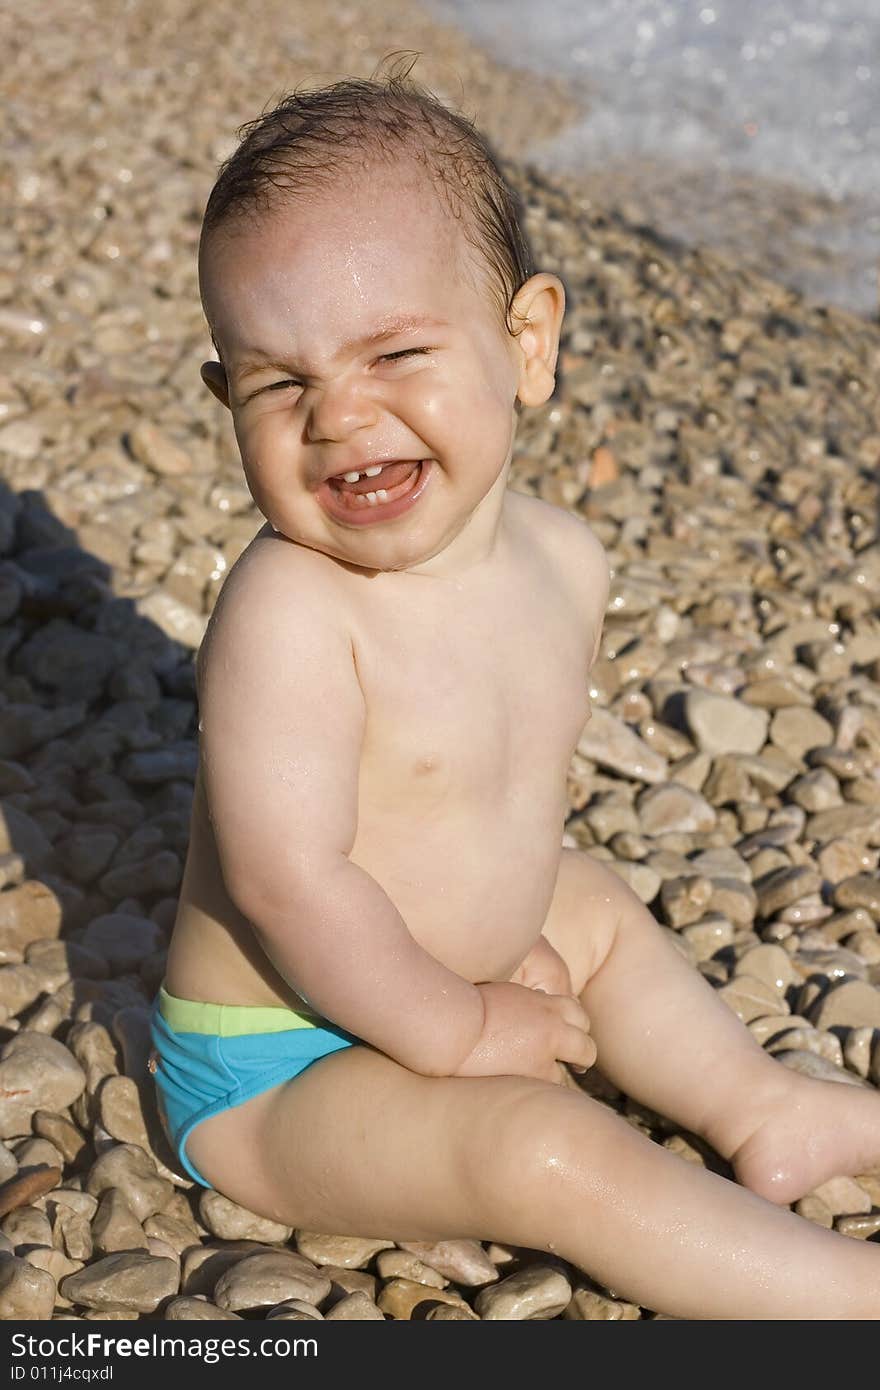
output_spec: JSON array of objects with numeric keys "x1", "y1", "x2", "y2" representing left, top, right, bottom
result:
[{"x1": 461, "y1": 1080, "x2": 593, "y2": 1208}]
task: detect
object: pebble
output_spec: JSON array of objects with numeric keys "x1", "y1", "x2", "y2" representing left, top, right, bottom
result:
[
  {"x1": 0, "y1": 1033, "x2": 86, "y2": 1136},
  {"x1": 323, "y1": 1290, "x2": 385, "y2": 1320},
  {"x1": 474, "y1": 1265, "x2": 573, "y2": 1320},
  {"x1": 60, "y1": 1251, "x2": 179, "y2": 1313},
  {"x1": 91, "y1": 1188, "x2": 149, "y2": 1255},
  {"x1": 684, "y1": 690, "x2": 769, "y2": 756},
  {"x1": 164, "y1": 1296, "x2": 243, "y2": 1319},
  {"x1": 294, "y1": 1230, "x2": 393, "y2": 1268},
  {"x1": 85, "y1": 1144, "x2": 172, "y2": 1222},
  {"x1": 199, "y1": 1190, "x2": 292, "y2": 1244},
  {"x1": 213, "y1": 1251, "x2": 332, "y2": 1313},
  {"x1": 0, "y1": 1254, "x2": 56, "y2": 1319},
  {"x1": 377, "y1": 1278, "x2": 470, "y2": 1320}
]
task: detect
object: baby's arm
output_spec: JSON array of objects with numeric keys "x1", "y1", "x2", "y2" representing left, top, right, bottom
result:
[{"x1": 197, "y1": 542, "x2": 592, "y2": 1083}]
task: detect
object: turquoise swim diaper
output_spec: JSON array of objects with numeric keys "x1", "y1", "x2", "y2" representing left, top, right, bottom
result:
[{"x1": 149, "y1": 984, "x2": 356, "y2": 1188}]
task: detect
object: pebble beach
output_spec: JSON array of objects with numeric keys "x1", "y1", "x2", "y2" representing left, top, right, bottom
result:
[{"x1": 0, "y1": 0, "x2": 879, "y2": 1321}]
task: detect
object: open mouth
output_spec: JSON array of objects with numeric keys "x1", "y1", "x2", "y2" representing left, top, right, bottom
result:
[
  {"x1": 327, "y1": 459, "x2": 423, "y2": 508},
  {"x1": 320, "y1": 459, "x2": 431, "y2": 525}
]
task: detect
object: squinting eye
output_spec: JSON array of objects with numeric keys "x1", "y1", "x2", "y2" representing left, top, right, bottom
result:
[
  {"x1": 379, "y1": 348, "x2": 433, "y2": 363},
  {"x1": 264, "y1": 379, "x2": 301, "y2": 392}
]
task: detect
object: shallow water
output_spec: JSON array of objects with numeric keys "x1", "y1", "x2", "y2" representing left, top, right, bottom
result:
[{"x1": 427, "y1": 0, "x2": 880, "y2": 316}]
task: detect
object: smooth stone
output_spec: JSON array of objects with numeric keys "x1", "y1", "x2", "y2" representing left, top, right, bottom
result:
[
  {"x1": 0, "y1": 1160, "x2": 61, "y2": 1214},
  {"x1": 294, "y1": 1230, "x2": 393, "y2": 1268},
  {"x1": 85, "y1": 1144, "x2": 172, "y2": 1222},
  {"x1": 834, "y1": 874, "x2": 880, "y2": 919},
  {"x1": 716, "y1": 974, "x2": 786, "y2": 1024},
  {"x1": 770, "y1": 706, "x2": 834, "y2": 759},
  {"x1": 659, "y1": 874, "x2": 713, "y2": 927},
  {"x1": 374, "y1": 1250, "x2": 446, "y2": 1287},
  {"x1": 707, "y1": 877, "x2": 757, "y2": 926},
  {"x1": 265, "y1": 1299, "x2": 324, "y2": 1320},
  {"x1": 684, "y1": 689, "x2": 769, "y2": 755},
  {"x1": 32, "y1": 1111, "x2": 87, "y2": 1166},
  {"x1": 200, "y1": 1190, "x2": 292, "y2": 1244},
  {"x1": 80, "y1": 914, "x2": 164, "y2": 975},
  {"x1": 213, "y1": 1251, "x2": 331, "y2": 1313},
  {"x1": 0, "y1": 1252, "x2": 56, "y2": 1319},
  {"x1": 423, "y1": 1302, "x2": 480, "y2": 1320},
  {"x1": 60, "y1": 1252, "x2": 178, "y2": 1313},
  {"x1": 576, "y1": 708, "x2": 668, "y2": 783},
  {"x1": 754, "y1": 865, "x2": 822, "y2": 917},
  {"x1": 766, "y1": 1026, "x2": 843, "y2": 1067},
  {"x1": 0, "y1": 880, "x2": 62, "y2": 949},
  {"x1": 2, "y1": 1204, "x2": 53, "y2": 1248},
  {"x1": 734, "y1": 944, "x2": 798, "y2": 993},
  {"x1": 396, "y1": 1238, "x2": 499, "y2": 1286},
  {"x1": 180, "y1": 1241, "x2": 277, "y2": 1297},
  {"x1": 794, "y1": 1195, "x2": 833, "y2": 1227},
  {"x1": 91, "y1": 1188, "x2": 149, "y2": 1255},
  {"x1": 636, "y1": 783, "x2": 717, "y2": 835},
  {"x1": 564, "y1": 1286, "x2": 642, "y2": 1319},
  {"x1": 164, "y1": 1296, "x2": 242, "y2": 1320},
  {"x1": 475, "y1": 1265, "x2": 573, "y2": 1320},
  {"x1": 142, "y1": 1212, "x2": 201, "y2": 1257},
  {"x1": 377, "y1": 1278, "x2": 469, "y2": 1320},
  {"x1": 773, "y1": 1050, "x2": 868, "y2": 1086},
  {"x1": 0, "y1": 1033, "x2": 85, "y2": 1136},
  {"x1": 806, "y1": 805, "x2": 879, "y2": 845},
  {"x1": 835, "y1": 1213, "x2": 880, "y2": 1239},
  {"x1": 810, "y1": 1176, "x2": 872, "y2": 1216},
  {"x1": 323, "y1": 1290, "x2": 385, "y2": 1320},
  {"x1": 810, "y1": 980, "x2": 880, "y2": 1031}
]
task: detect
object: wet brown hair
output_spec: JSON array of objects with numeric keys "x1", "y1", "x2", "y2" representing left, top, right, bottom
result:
[{"x1": 199, "y1": 51, "x2": 536, "y2": 340}]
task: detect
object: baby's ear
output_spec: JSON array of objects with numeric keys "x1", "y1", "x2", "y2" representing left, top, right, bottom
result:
[
  {"x1": 200, "y1": 359, "x2": 231, "y2": 408},
  {"x1": 510, "y1": 273, "x2": 566, "y2": 409}
]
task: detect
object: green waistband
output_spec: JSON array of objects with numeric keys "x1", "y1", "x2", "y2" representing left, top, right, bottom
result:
[{"x1": 158, "y1": 984, "x2": 319, "y2": 1036}]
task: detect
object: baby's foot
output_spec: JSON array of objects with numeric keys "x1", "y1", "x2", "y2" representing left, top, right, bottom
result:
[{"x1": 725, "y1": 1070, "x2": 880, "y2": 1207}]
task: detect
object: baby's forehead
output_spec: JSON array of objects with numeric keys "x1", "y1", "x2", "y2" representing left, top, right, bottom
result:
[{"x1": 202, "y1": 180, "x2": 493, "y2": 334}]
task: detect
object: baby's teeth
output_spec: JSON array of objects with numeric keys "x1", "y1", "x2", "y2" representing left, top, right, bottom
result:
[
  {"x1": 375, "y1": 489, "x2": 388, "y2": 502},
  {"x1": 363, "y1": 465, "x2": 383, "y2": 477},
  {"x1": 342, "y1": 470, "x2": 362, "y2": 483},
  {"x1": 365, "y1": 492, "x2": 378, "y2": 505}
]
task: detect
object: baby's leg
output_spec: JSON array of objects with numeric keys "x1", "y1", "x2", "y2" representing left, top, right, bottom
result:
[
  {"x1": 187, "y1": 1045, "x2": 880, "y2": 1318},
  {"x1": 542, "y1": 849, "x2": 880, "y2": 1203}
]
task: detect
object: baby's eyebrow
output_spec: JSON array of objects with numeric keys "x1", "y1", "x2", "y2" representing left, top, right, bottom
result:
[{"x1": 233, "y1": 315, "x2": 448, "y2": 383}]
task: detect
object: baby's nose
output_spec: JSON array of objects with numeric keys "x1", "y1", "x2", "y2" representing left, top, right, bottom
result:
[{"x1": 306, "y1": 379, "x2": 379, "y2": 442}]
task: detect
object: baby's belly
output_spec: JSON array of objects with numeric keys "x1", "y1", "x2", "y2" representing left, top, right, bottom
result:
[
  {"x1": 165, "y1": 779, "x2": 566, "y2": 1009},
  {"x1": 348, "y1": 802, "x2": 565, "y2": 981}
]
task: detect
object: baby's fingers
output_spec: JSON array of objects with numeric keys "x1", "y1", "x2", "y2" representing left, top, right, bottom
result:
[
  {"x1": 559, "y1": 1024, "x2": 598, "y2": 1074},
  {"x1": 550, "y1": 993, "x2": 591, "y2": 1034}
]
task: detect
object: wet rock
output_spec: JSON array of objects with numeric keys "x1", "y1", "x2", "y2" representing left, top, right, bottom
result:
[
  {"x1": 200, "y1": 1190, "x2": 291, "y2": 1244},
  {"x1": 684, "y1": 690, "x2": 769, "y2": 756},
  {"x1": 323, "y1": 1290, "x2": 385, "y2": 1320},
  {"x1": 264, "y1": 1298, "x2": 324, "y2": 1320},
  {"x1": 85, "y1": 1144, "x2": 172, "y2": 1221},
  {"x1": 60, "y1": 1251, "x2": 178, "y2": 1313},
  {"x1": 636, "y1": 783, "x2": 717, "y2": 835},
  {"x1": 474, "y1": 1265, "x2": 573, "y2": 1320},
  {"x1": 396, "y1": 1238, "x2": 499, "y2": 1286},
  {"x1": 91, "y1": 1188, "x2": 149, "y2": 1255},
  {"x1": 377, "y1": 1278, "x2": 469, "y2": 1320},
  {"x1": 564, "y1": 1285, "x2": 642, "y2": 1319},
  {"x1": 213, "y1": 1251, "x2": 331, "y2": 1313},
  {"x1": 294, "y1": 1231, "x2": 393, "y2": 1268},
  {"x1": 0, "y1": 1253, "x2": 56, "y2": 1319},
  {"x1": 810, "y1": 980, "x2": 880, "y2": 1031},
  {"x1": 0, "y1": 1033, "x2": 85, "y2": 1136},
  {"x1": 164, "y1": 1296, "x2": 243, "y2": 1319}
]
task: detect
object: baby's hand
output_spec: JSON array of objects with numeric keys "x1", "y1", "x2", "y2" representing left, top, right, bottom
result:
[
  {"x1": 508, "y1": 934, "x2": 573, "y2": 997},
  {"x1": 453, "y1": 981, "x2": 596, "y2": 1085}
]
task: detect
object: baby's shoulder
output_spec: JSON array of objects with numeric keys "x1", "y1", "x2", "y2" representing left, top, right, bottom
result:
[
  {"x1": 509, "y1": 490, "x2": 609, "y2": 590},
  {"x1": 196, "y1": 529, "x2": 349, "y2": 687}
]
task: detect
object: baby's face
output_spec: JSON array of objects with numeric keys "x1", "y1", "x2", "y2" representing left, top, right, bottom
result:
[{"x1": 200, "y1": 166, "x2": 535, "y2": 575}]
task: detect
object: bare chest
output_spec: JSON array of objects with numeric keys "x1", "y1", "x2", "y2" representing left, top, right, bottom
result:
[{"x1": 349, "y1": 565, "x2": 592, "y2": 815}]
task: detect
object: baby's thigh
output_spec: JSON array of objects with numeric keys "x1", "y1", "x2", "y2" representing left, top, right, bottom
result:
[
  {"x1": 186, "y1": 1043, "x2": 557, "y2": 1241},
  {"x1": 540, "y1": 848, "x2": 632, "y2": 996}
]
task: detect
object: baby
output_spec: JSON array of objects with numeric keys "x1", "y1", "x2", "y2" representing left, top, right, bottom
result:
[{"x1": 151, "y1": 66, "x2": 880, "y2": 1318}]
